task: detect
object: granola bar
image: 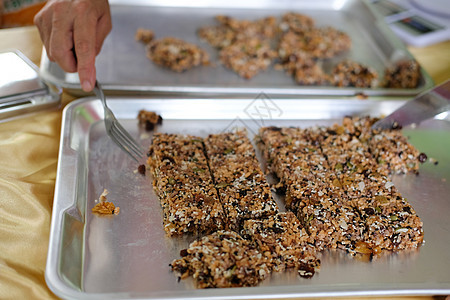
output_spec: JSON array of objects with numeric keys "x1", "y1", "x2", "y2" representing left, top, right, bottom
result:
[
  {"x1": 198, "y1": 15, "x2": 278, "y2": 49},
  {"x1": 146, "y1": 37, "x2": 210, "y2": 72},
  {"x1": 148, "y1": 133, "x2": 226, "y2": 236},
  {"x1": 383, "y1": 60, "x2": 421, "y2": 88},
  {"x1": 137, "y1": 109, "x2": 162, "y2": 131},
  {"x1": 318, "y1": 117, "x2": 424, "y2": 251},
  {"x1": 242, "y1": 212, "x2": 320, "y2": 276},
  {"x1": 275, "y1": 51, "x2": 331, "y2": 85},
  {"x1": 278, "y1": 28, "x2": 351, "y2": 61},
  {"x1": 218, "y1": 38, "x2": 276, "y2": 79},
  {"x1": 332, "y1": 60, "x2": 378, "y2": 88},
  {"x1": 258, "y1": 126, "x2": 363, "y2": 251},
  {"x1": 259, "y1": 116, "x2": 424, "y2": 254},
  {"x1": 204, "y1": 130, "x2": 279, "y2": 231},
  {"x1": 279, "y1": 12, "x2": 315, "y2": 33},
  {"x1": 171, "y1": 230, "x2": 271, "y2": 288},
  {"x1": 197, "y1": 24, "x2": 236, "y2": 48},
  {"x1": 369, "y1": 128, "x2": 424, "y2": 174}
]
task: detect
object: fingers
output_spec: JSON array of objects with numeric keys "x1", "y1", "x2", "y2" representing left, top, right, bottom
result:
[
  {"x1": 34, "y1": 0, "x2": 77, "y2": 72},
  {"x1": 48, "y1": 2, "x2": 77, "y2": 72},
  {"x1": 34, "y1": 0, "x2": 112, "y2": 92},
  {"x1": 95, "y1": 3, "x2": 112, "y2": 55},
  {"x1": 73, "y1": 0, "x2": 112, "y2": 91},
  {"x1": 73, "y1": 1, "x2": 98, "y2": 92}
]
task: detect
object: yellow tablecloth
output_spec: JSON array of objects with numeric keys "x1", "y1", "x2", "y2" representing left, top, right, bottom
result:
[{"x1": 0, "y1": 26, "x2": 449, "y2": 300}]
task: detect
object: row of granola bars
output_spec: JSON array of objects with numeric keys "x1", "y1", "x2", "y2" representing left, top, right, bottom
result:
[
  {"x1": 147, "y1": 116, "x2": 425, "y2": 288},
  {"x1": 258, "y1": 116, "x2": 424, "y2": 254},
  {"x1": 148, "y1": 131, "x2": 320, "y2": 287}
]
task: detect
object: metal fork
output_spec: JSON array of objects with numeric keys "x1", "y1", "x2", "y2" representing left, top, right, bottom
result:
[{"x1": 93, "y1": 80, "x2": 144, "y2": 162}]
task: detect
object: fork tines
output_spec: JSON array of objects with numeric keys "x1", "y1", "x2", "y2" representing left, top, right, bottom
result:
[
  {"x1": 94, "y1": 80, "x2": 144, "y2": 162},
  {"x1": 108, "y1": 120, "x2": 144, "y2": 162}
]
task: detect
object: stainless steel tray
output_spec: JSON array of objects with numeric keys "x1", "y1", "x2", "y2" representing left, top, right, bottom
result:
[
  {"x1": 0, "y1": 50, "x2": 61, "y2": 122},
  {"x1": 46, "y1": 96, "x2": 450, "y2": 299},
  {"x1": 38, "y1": 0, "x2": 433, "y2": 97}
]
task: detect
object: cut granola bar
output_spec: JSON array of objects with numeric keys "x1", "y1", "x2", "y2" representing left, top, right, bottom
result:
[
  {"x1": 204, "y1": 130, "x2": 279, "y2": 231},
  {"x1": 171, "y1": 230, "x2": 271, "y2": 288},
  {"x1": 258, "y1": 116, "x2": 424, "y2": 254},
  {"x1": 242, "y1": 212, "x2": 320, "y2": 276},
  {"x1": 148, "y1": 133, "x2": 226, "y2": 236}
]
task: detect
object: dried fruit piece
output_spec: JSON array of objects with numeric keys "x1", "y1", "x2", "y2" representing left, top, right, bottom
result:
[{"x1": 138, "y1": 164, "x2": 146, "y2": 175}]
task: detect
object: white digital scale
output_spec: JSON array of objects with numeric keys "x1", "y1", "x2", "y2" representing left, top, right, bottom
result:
[{"x1": 371, "y1": 0, "x2": 450, "y2": 47}]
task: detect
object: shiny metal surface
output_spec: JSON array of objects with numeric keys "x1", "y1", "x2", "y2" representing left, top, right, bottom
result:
[
  {"x1": 38, "y1": 0, "x2": 433, "y2": 97},
  {"x1": 0, "y1": 50, "x2": 60, "y2": 121},
  {"x1": 372, "y1": 80, "x2": 450, "y2": 130},
  {"x1": 47, "y1": 97, "x2": 450, "y2": 299}
]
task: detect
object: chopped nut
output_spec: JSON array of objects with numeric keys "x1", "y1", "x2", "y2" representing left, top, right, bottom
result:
[
  {"x1": 99, "y1": 189, "x2": 108, "y2": 202},
  {"x1": 92, "y1": 201, "x2": 116, "y2": 215},
  {"x1": 92, "y1": 189, "x2": 119, "y2": 216}
]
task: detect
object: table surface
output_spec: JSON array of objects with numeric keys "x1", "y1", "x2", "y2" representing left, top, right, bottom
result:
[{"x1": 0, "y1": 25, "x2": 449, "y2": 300}]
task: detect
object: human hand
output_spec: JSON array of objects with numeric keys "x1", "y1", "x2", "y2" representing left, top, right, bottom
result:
[{"x1": 34, "y1": 0, "x2": 112, "y2": 92}]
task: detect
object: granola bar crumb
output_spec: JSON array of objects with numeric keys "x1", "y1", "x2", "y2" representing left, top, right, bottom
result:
[
  {"x1": 135, "y1": 28, "x2": 155, "y2": 44},
  {"x1": 137, "y1": 109, "x2": 163, "y2": 131},
  {"x1": 146, "y1": 37, "x2": 210, "y2": 72}
]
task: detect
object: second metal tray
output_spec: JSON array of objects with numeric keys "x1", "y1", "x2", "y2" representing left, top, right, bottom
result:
[
  {"x1": 39, "y1": 0, "x2": 433, "y2": 97},
  {"x1": 46, "y1": 96, "x2": 450, "y2": 299}
]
